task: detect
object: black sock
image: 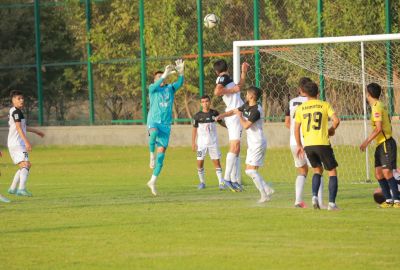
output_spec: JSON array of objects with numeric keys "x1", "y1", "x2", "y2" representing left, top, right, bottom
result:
[
  {"x1": 387, "y1": 177, "x2": 400, "y2": 201},
  {"x1": 328, "y1": 176, "x2": 338, "y2": 203},
  {"x1": 312, "y1": 174, "x2": 322, "y2": 197},
  {"x1": 378, "y1": 179, "x2": 392, "y2": 201}
]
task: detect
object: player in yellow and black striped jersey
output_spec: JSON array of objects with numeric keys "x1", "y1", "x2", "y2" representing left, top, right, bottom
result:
[
  {"x1": 360, "y1": 83, "x2": 399, "y2": 208},
  {"x1": 294, "y1": 82, "x2": 340, "y2": 210}
]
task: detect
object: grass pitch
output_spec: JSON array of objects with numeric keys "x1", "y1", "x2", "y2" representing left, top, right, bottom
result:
[{"x1": 0, "y1": 146, "x2": 399, "y2": 269}]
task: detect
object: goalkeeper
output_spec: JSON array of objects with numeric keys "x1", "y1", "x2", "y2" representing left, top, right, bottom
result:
[{"x1": 146, "y1": 59, "x2": 184, "y2": 196}]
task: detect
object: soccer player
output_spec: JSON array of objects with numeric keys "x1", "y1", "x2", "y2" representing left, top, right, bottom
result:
[
  {"x1": 360, "y1": 83, "x2": 399, "y2": 208},
  {"x1": 7, "y1": 90, "x2": 45, "y2": 197},
  {"x1": 285, "y1": 77, "x2": 324, "y2": 208},
  {"x1": 294, "y1": 82, "x2": 340, "y2": 210},
  {"x1": 373, "y1": 168, "x2": 400, "y2": 204},
  {"x1": 147, "y1": 59, "x2": 184, "y2": 196},
  {"x1": 192, "y1": 95, "x2": 226, "y2": 190},
  {"x1": 213, "y1": 59, "x2": 249, "y2": 191},
  {"x1": 216, "y1": 86, "x2": 274, "y2": 203}
]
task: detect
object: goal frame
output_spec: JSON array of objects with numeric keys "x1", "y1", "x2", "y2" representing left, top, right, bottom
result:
[{"x1": 233, "y1": 33, "x2": 400, "y2": 182}]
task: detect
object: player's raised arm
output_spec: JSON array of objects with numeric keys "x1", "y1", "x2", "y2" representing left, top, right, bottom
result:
[
  {"x1": 149, "y1": 65, "x2": 176, "y2": 93},
  {"x1": 237, "y1": 62, "x2": 250, "y2": 89},
  {"x1": 172, "y1": 59, "x2": 185, "y2": 93}
]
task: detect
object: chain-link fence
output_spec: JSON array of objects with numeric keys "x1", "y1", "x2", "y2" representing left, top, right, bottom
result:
[{"x1": 0, "y1": 0, "x2": 399, "y2": 126}]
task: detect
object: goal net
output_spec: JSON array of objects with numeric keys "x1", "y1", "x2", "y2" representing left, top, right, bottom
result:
[{"x1": 233, "y1": 34, "x2": 400, "y2": 183}]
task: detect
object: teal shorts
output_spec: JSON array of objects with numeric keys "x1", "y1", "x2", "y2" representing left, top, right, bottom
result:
[{"x1": 148, "y1": 123, "x2": 171, "y2": 149}]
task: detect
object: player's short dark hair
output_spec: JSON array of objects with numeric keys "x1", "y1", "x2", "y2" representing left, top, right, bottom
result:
[
  {"x1": 200, "y1": 95, "x2": 211, "y2": 101},
  {"x1": 299, "y1": 77, "x2": 312, "y2": 89},
  {"x1": 367, "y1": 83, "x2": 382, "y2": 99},
  {"x1": 10, "y1": 90, "x2": 23, "y2": 99},
  {"x1": 247, "y1": 86, "x2": 262, "y2": 101},
  {"x1": 213, "y1": 59, "x2": 228, "y2": 74},
  {"x1": 302, "y1": 81, "x2": 319, "y2": 97},
  {"x1": 154, "y1": 70, "x2": 163, "y2": 76}
]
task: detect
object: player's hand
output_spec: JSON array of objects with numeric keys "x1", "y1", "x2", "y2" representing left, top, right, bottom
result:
[
  {"x1": 328, "y1": 127, "x2": 335, "y2": 136},
  {"x1": 296, "y1": 146, "x2": 305, "y2": 159},
  {"x1": 231, "y1": 85, "x2": 241, "y2": 93},
  {"x1": 175, "y1": 59, "x2": 184, "y2": 75},
  {"x1": 25, "y1": 142, "x2": 32, "y2": 152},
  {"x1": 215, "y1": 115, "x2": 222, "y2": 121},
  {"x1": 161, "y1": 65, "x2": 176, "y2": 79},
  {"x1": 241, "y1": 62, "x2": 250, "y2": 73},
  {"x1": 360, "y1": 141, "x2": 369, "y2": 152},
  {"x1": 37, "y1": 130, "x2": 45, "y2": 138},
  {"x1": 192, "y1": 144, "x2": 197, "y2": 152}
]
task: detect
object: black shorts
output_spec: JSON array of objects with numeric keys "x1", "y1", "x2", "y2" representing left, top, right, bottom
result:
[
  {"x1": 374, "y1": 137, "x2": 397, "y2": 170},
  {"x1": 304, "y1": 145, "x2": 338, "y2": 171}
]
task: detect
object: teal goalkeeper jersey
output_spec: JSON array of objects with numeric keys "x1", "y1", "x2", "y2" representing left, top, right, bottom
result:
[{"x1": 147, "y1": 75, "x2": 184, "y2": 125}]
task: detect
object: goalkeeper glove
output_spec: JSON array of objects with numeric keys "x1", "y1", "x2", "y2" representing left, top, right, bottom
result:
[
  {"x1": 161, "y1": 65, "x2": 176, "y2": 79},
  {"x1": 175, "y1": 59, "x2": 184, "y2": 75}
]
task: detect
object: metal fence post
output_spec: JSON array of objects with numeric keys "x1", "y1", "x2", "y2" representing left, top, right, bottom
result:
[
  {"x1": 85, "y1": 0, "x2": 95, "y2": 125},
  {"x1": 385, "y1": 0, "x2": 394, "y2": 116},
  {"x1": 139, "y1": 0, "x2": 148, "y2": 124},
  {"x1": 34, "y1": 0, "x2": 43, "y2": 125},
  {"x1": 196, "y1": 0, "x2": 204, "y2": 97},
  {"x1": 254, "y1": 0, "x2": 260, "y2": 88},
  {"x1": 317, "y1": 0, "x2": 325, "y2": 101}
]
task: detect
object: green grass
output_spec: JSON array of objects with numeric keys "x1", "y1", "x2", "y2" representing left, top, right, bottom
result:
[{"x1": 0, "y1": 146, "x2": 399, "y2": 269}]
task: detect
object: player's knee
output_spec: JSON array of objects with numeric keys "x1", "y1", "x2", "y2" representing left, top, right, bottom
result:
[
  {"x1": 245, "y1": 169, "x2": 256, "y2": 177},
  {"x1": 382, "y1": 169, "x2": 393, "y2": 180},
  {"x1": 156, "y1": 152, "x2": 165, "y2": 166}
]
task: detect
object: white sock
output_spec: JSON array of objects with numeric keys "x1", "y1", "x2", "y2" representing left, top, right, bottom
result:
[
  {"x1": 318, "y1": 178, "x2": 324, "y2": 206},
  {"x1": 295, "y1": 175, "x2": 306, "y2": 204},
  {"x1": 148, "y1": 175, "x2": 157, "y2": 185},
  {"x1": 245, "y1": 169, "x2": 266, "y2": 196},
  {"x1": 150, "y1": 152, "x2": 155, "y2": 160},
  {"x1": 224, "y1": 152, "x2": 236, "y2": 181},
  {"x1": 236, "y1": 156, "x2": 241, "y2": 184},
  {"x1": 10, "y1": 169, "x2": 20, "y2": 190},
  {"x1": 197, "y1": 168, "x2": 205, "y2": 183},
  {"x1": 215, "y1": 168, "x2": 223, "y2": 184},
  {"x1": 18, "y1": 167, "x2": 30, "y2": 190},
  {"x1": 230, "y1": 156, "x2": 237, "y2": 183}
]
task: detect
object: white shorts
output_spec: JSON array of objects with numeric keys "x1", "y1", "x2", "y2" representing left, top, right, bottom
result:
[
  {"x1": 290, "y1": 145, "x2": 310, "y2": 168},
  {"x1": 8, "y1": 146, "x2": 29, "y2": 165},
  {"x1": 225, "y1": 115, "x2": 242, "y2": 141},
  {"x1": 246, "y1": 144, "x2": 266, "y2": 167},
  {"x1": 197, "y1": 145, "x2": 221, "y2": 161}
]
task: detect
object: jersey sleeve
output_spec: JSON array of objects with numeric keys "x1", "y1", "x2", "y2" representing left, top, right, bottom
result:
[
  {"x1": 192, "y1": 114, "x2": 199, "y2": 128},
  {"x1": 372, "y1": 105, "x2": 383, "y2": 122},
  {"x1": 294, "y1": 107, "x2": 302, "y2": 123},
  {"x1": 237, "y1": 104, "x2": 246, "y2": 112},
  {"x1": 216, "y1": 74, "x2": 232, "y2": 87},
  {"x1": 247, "y1": 108, "x2": 261, "y2": 123},
  {"x1": 11, "y1": 110, "x2": 23, "y2": 122},
  {"x1": 326, "y1": 102, "x2": 335, "y2": 118}
]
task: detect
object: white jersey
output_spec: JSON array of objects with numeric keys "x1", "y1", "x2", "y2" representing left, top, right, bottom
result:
[
  {"x1": 216, "y1": 74, "x2": 244, "y2": 111},
  {"x1": 238, "y1": 103, "x2": 266, "y2": 147},
  {"x1": 286, "y1": 96, "x2": 308, "y2": 146},
  {"x1": 8, "y1": 107, "x2": 27, "y2": 148},
  {"x1": 193, "y1": 109, "x2": 220, "y2": 147}
]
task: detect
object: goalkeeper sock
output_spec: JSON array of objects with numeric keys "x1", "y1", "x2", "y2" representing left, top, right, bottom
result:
[
  {"x1": 148, "y1": 129, "x2": 158, "y2": 153},
  {"x1": 10, "y1": 169, "x2": 20, "y2": 190},
  {"x1": 328, "y1": 176, "x2": 338, "y2": 203},
  {"x1": 224, "y1": 152, "x2": 236, "y2": 181},
  {"x1": 18, "y1": 167, "x2": 30, "y2": 190},
  {"x1": 197, "y1": 168, "x2": 205, "y2": 184},
  {"x1": 387, "y1": 177, "x2": 400, "y2": 201},
  {"x1": 295, "y1": 175, "x2": 306, "y2": 204},
  {"x1": 378, "y1": 178, "x2": 392, "y2": 201},
  {"x1": 215, "y1": 168, "x2": 223, "y2": 184},
  {"x1": 312, "y1": 174, "x2": 322, "y2": 197},
  {"x1": 153, "y1": 152, "x2": 165, "y2": 177}
]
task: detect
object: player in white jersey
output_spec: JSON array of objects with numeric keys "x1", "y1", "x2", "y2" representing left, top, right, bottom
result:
[
  {"x1": 192, "y1": 95, "x2": 226, "y2": 190},
  {"x1": 284, "y1": 77, "x2": 324, "y2": 208},
  {"x1": 213, "y1": 59, "x2": 249, "y2": 192},
  {"x1": 7, "y1": 90, "x2": 44, "y2": 197},
  {"x1": 217, "y1": 86, "x2": 274, "y2": 203}
]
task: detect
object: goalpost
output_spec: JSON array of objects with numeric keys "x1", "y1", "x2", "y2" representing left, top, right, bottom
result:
[{"x1": 233, "y1": 34, "x2": 400, "y2": 183}]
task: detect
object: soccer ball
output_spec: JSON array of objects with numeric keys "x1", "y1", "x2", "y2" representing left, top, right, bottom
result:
[
  {"x1": 373, "y1": 188, "x2": 385, "y2": 204},
  {"x1": 204, "y1": 13, "x2": 219, "y2": 29}
]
